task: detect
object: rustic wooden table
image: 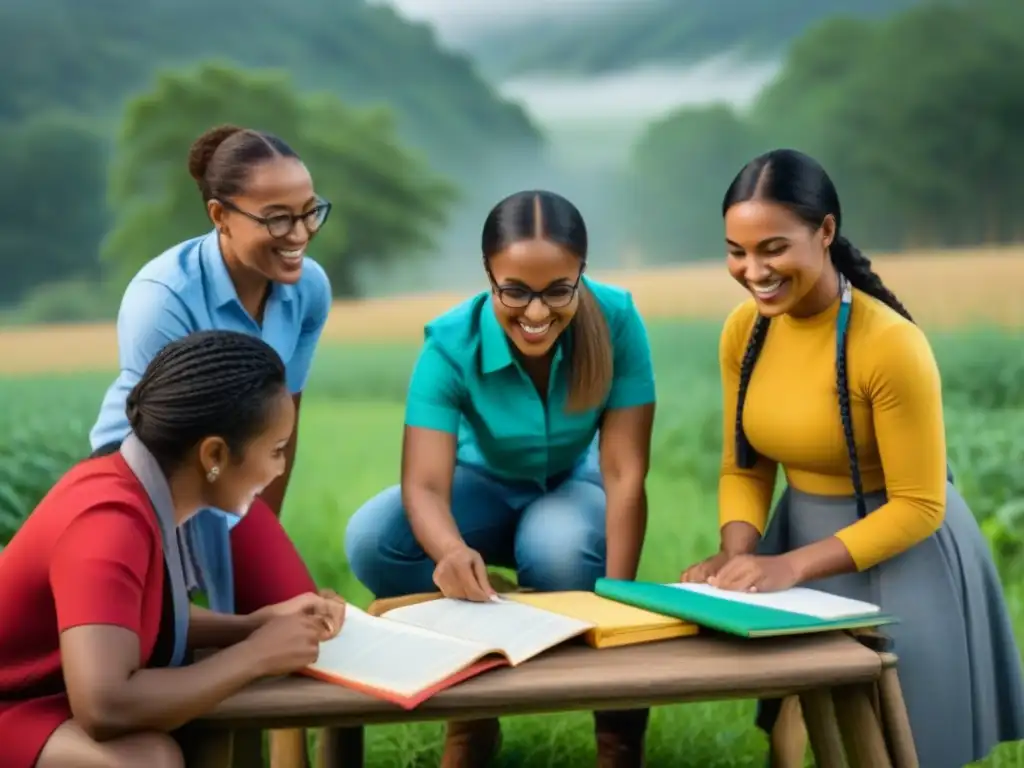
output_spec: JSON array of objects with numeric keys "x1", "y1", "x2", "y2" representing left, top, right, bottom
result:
[{"x1": 187, "y1": 630, "x2": 917, "y2": 768}]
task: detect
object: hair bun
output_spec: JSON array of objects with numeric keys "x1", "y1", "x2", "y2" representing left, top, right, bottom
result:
[{"x1": 187, "y1": 124, "x2": 244, "y2": 183}]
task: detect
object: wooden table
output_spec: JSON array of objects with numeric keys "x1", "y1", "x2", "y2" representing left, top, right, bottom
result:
[{"x1": 187, "y1": 630, "x2": 917, "y2": 767}]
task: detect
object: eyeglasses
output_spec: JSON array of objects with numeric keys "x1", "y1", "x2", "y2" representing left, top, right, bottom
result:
[
  {"x1": 218, "y1": 198, "x2": 332, "y2": 239},
  {"x1": 488, "y1": 270, "x2": 582, "y2": 309}
]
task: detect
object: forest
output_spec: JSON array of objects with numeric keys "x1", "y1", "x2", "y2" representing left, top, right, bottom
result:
[{"x1": 0, "y1": 0, "x2": 1021, "y2": 320}]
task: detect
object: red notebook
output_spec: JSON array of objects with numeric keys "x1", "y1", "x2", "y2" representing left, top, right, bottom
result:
[{"x1": 299, "y1": 601, "x2": 594, "y2": 710}]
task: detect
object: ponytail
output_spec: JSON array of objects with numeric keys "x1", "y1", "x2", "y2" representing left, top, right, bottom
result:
[{"x1": 566, "y1": 282, "x2": 613, "y2": 412}]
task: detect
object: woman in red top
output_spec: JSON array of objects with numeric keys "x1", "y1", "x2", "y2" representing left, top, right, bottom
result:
[{"x1": 0, "y1": 330, "x2": 346, "y2": 768}]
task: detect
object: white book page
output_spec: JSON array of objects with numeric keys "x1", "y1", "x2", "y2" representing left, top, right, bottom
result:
[
  {"x1": 309, "y1": 606, "x2": 496, "y2": 698},
  {"x1": 382, "y1": 597, "x2": 593, "y2": 666},
  {"x1": 665, "y1": 583, "x2": 880, "y2": 620}
]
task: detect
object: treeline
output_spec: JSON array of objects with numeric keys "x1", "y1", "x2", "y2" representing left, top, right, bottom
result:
[
  {"x1": 471, "y1": 0, "x2": 920, "y2": 77},
  {"x1": 0, "y1": 0, "x2": 543, "y2": 318},
  {"x1": 626, "y1": 0, "x2": 1024, "y2": 262}
]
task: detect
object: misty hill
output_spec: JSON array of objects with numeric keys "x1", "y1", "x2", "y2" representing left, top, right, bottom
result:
[
  {"x1": 466, "y1": 0, "x2": 927, "y2": 77},
  {"x1": 0, "y1": 0, "x2": 542, "y2": 180}
]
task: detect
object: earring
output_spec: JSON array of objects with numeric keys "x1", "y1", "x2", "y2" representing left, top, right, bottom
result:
[{"x1": 206, "y1": 466, "x2": 220, "y2": 483}]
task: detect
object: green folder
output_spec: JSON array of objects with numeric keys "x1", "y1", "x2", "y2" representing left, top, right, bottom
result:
[{"x1": 594, "y1": 578, "x2": 898, "y2": 639}]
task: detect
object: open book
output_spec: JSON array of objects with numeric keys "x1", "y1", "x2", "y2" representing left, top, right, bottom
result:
[
  {"x1": 595, "y1": 578, "x2": 897, "y2": 638},
  {"x1": 301, "y1": 592, "x2": 696, "y2": 709}
]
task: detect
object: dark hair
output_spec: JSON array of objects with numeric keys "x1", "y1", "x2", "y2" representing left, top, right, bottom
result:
[
  {"x1": 481, "y1": 190, "x2": 612, "y2": 412},
  {"x1": 126, "y1": 330, "x2": 288, "y2": 471},
  {"x1": 187, "y1": 124, "x2": 299, "y2": 203},
  {"x1": 723, "y1": 149, "x2": 915, "y2": 518}
]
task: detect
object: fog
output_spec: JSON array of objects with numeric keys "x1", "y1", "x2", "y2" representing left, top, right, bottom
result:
[
  {"x1": 374, "y1": 0, "x2": 648, "y2": 46},
  {"x1": 368, "y1": 0, "x2": 781, "y2": 292},
  {"x1": 499, "y1": 56, "x2": 781, "y2": 170}
]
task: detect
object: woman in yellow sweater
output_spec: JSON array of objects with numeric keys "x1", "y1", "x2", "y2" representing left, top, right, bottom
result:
[{"x1": 682, "y1": 148, "x2": 1024, "y2": 768}]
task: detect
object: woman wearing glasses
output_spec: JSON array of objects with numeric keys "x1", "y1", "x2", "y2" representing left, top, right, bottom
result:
[
  {"x1": 345, "y1": 190, "x2": 656, "y2": 767},
  {"x1": 88, "y1": 124, "x2": 336, "y2": 764}
]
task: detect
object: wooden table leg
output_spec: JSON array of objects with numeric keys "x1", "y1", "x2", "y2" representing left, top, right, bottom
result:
[
  {"x1": 798, "y1": 689, "x2": 846, "y2": 768},
  {"x1": 269, "y1": 728, "x2": 309, "y2": 768},
  {"x1": 316, "y1": 726, "x2": 365, "y2": 768},
  {"x1": 877, "y1": 654, "x2": 918, "y2": 768},
  {"x1": 833, "y1": 682, "x2": 893, "y2": 768}
]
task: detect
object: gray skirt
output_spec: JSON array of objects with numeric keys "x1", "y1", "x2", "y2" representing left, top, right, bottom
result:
[{"x1": 755, "y1": 484, "x2": 1024, "y2": 768}]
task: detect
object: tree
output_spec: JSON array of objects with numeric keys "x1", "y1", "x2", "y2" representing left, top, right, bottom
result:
[
  {"x1": 0, "y1": 112, "x2": 109, "y2": 305},
  {"x1": 766, "y1": 1, "x2": 1024, "y2": 248},
  {"x1": 102, "y1": 62, "x2": 458, "y2": 297},
  {"x1": 626, "y1": 0, "x2": 1024, "y2": 257}
]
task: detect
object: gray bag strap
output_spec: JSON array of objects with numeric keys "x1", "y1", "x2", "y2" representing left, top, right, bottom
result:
[{"x1": 119, "y1": 433, "x2": 190, "y2": 667}]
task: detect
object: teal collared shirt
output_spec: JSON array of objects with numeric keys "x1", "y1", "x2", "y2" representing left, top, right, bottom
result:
[{"x1": 404, "y1": 277, "x2": 656, "y2": 488}]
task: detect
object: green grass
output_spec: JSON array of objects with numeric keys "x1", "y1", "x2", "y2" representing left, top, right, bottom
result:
[{"x1": 2, "y1": 319, "x2": 1024, "y2": 765}]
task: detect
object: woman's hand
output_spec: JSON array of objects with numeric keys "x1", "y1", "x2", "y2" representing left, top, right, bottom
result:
[
  {"x1": 253, "y1": 589, "x2": 346, "y2": 640},
  {"x1": 680, "y1": 551, "x2": 732, "y2": 583},
  {"x1": 707, "y1": 554, "x2": 801, "y2": 593},
  {"x1": 433, "y1": 545, "x2": 496, "y2": 602}
]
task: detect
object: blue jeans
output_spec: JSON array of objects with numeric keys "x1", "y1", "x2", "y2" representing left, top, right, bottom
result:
[{"x1": 345, "y1": 462, "x2": 607, "y2": 599}]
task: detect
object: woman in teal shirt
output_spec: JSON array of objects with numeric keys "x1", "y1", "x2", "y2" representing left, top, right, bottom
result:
[{"x1": 345, "y1": 190, "x2": 656, "y2": 767}]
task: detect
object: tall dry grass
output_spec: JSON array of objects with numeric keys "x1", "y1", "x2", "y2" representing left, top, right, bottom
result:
[{"x1": 2, "y1": 247, "x2": 1020, "y2": 375}]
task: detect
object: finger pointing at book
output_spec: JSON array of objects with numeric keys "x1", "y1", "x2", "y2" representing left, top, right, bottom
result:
[{"x1": 433, "y1": 545, "x2": 496, "y2": 602}]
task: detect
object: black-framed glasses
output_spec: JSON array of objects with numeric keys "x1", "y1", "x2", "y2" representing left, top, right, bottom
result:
[
  {"x1": 487, "y1": 269, "x2": 582, "y2": 309},
  {"x1": 219, "y1": 198, "x2": 332, "y2": 238}
]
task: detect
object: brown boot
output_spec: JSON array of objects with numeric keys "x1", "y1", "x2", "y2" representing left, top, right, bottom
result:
[
  {"x1": 594, "y1": 708, "x2": 649, "y2": 768},
  {"x1": 440, "y1": 717, "x2": 502, "y2": 767}
]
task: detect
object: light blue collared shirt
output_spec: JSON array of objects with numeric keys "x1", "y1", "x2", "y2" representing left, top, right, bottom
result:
[
  {"x1": 91, "y1": 230, "x2": 331, "y2": 451},
  {"x1": 89, "y1": 230, "x2": 331, "y2": 612},
  {"x1": 404, "y1": 276, "x2": 656, "y2": 489}
]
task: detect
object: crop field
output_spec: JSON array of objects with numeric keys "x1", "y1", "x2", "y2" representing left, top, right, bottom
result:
[
  {"x1": 1, "y1": 252, "x2": 1023, "y2": 765},
  {"x1": 0, "y1": 248, "x2": 1021, "y2": 376}
]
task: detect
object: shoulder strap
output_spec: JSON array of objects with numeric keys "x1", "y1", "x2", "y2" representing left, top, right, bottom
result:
[{"x1": 119, "y1": 433, "x2": 190, "y2": 667}]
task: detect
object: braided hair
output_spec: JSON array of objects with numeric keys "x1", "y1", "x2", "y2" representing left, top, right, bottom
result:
[
  {"x1": 126, "y1": 330, "x2": 287, "y2": 471},
  {"x1": 725, "y1": 149, "x2": 916, "y2": 518}
]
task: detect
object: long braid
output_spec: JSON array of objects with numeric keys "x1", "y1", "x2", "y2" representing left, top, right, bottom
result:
[
  {"x1": 735, "y1": 315, "x2": 771, "y2": 469},
  {"x1": 830, "y1": 236, "x2": 930, "y2": 513},
  {"x1": 127, "y1": 330, "x2": 287, "y2": 469},
  {"x1": 833, "y1": 281, "x2": 867, "y2": 518}
]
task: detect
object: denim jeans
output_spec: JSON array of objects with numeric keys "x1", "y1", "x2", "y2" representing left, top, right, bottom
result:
[{"x1": 344, "y1": 460, "x2": 607, "y2": 599}]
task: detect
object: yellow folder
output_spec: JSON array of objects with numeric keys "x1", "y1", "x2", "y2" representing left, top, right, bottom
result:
[{"x1": 506, "y1": 591, "x2": 698, "y2": 648}]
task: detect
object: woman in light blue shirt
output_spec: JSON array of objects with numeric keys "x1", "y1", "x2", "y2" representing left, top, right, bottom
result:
[
  {"x1": 345, "y1": 190, "x2": 656, "y2": 767},
  {"x1": 89, "y1": 123, "x2": 337, "y2": 765}
]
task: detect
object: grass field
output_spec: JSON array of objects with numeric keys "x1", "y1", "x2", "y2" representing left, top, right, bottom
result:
[
  {"x1": 2, "y1": 313, "x2": 1024, "y2": 765},
  {"x1": 0, "y1": 248, "x2": 1022, "y2": 375}
]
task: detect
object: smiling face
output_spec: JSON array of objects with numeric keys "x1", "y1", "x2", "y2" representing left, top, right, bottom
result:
[
  {"x1": 198, "y1": 386, "x2": 295, "y2": 517},
  {"x1": 486, "y1": 238, "x2": 582, "y2": 357},
  {"x1": 209, "y1": 156, "x2": 323, "y2": 285},
  {"x1": 725, "y1": 199, "x2": 837, "y2": 318}
]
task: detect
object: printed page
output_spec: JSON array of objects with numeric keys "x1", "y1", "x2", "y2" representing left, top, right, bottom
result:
[
  {"x1": 665, "y1": 583, "x2": 880, "y2": 620},
  {"x1": 381, "y1": 597, "x2": 593, "y2": 665},
  {"x1": 309, "y1": 606, "x2": 497, "y2": 698}
]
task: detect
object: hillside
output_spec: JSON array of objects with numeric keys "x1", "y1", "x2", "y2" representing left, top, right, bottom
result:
[
  {"x1": 467, "y1": 0, "x2": 927, "y2": 77},
  {"x1": 0, "y1": 0, "x2": 542, "y2": 180}
]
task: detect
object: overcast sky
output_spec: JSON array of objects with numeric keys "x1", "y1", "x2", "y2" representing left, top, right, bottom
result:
[{"x1": 376, "y1": 0, "x2": 643, "y2": 45}]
